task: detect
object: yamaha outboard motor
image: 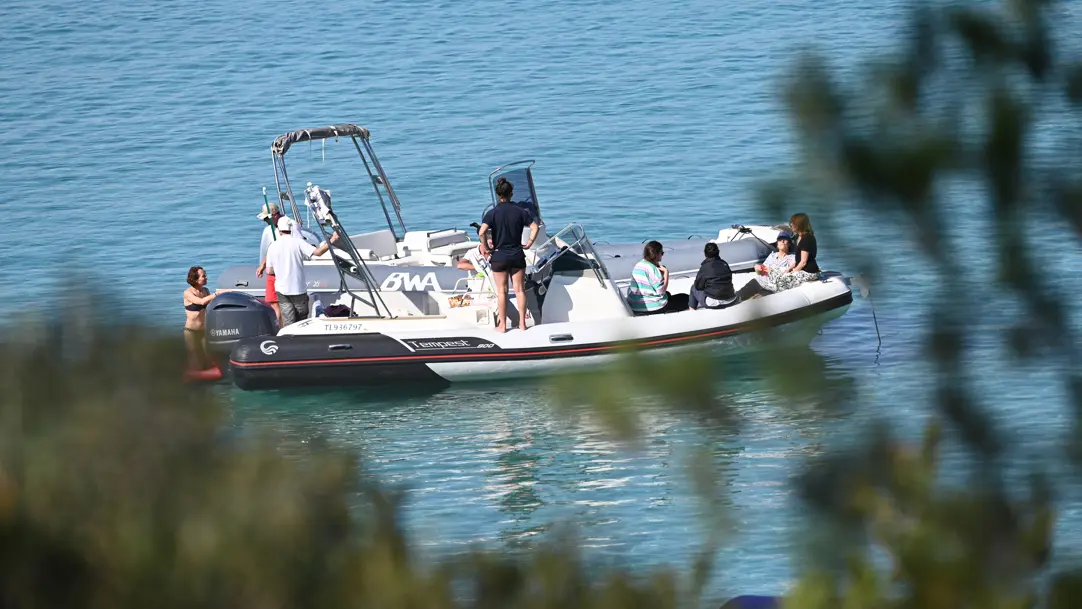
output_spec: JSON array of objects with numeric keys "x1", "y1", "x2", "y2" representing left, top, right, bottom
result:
[{"x1": 205, "y1": 292, "x2": 278, "y2": 364}]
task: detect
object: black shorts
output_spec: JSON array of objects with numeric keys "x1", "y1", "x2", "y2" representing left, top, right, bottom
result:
[{"x1": 490, "y1": 251, "x2": 527, "y2": 273}]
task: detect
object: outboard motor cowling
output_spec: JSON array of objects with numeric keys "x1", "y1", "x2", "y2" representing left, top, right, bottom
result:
[{"x1": 205, "y1": 292, "x2": 277, "y2": 362}]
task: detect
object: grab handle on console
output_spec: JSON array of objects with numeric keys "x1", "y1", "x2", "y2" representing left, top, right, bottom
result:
[{"x1": 328, "y1": 344, "x2": 353, "y2": 351}]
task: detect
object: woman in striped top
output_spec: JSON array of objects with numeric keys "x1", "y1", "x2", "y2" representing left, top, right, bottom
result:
[{"x1": 625, "y1": 241, "x2": 690, "y2": 315}]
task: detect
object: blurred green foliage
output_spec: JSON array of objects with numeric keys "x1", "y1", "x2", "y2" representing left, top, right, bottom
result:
[
  {"x1": 557, "y1": 0, "x2": 1082, "y2": 607},
  {"x1": 773, "y1": 0, "x2": 1082, "y2": 607},
  {"x1": 4, "y1": 0, "x2": 1082, "y2": 607},
  {"x1": 1, "y1": 319, "x2": 697, "y2": 609}
]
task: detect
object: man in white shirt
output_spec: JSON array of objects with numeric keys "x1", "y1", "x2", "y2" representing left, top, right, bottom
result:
[
  {"x1": 257, "y1": 198, "x2": 326, "y2": 325},
  {"x1": 265, "y1": 216, "x2": 338, "y2": 326},
  {"x1": 257, "y1": 202, "x2": 281, "y2": 262},
  {"x1": 258, "y1": 197, "x2": 321, "y2": 262},
  {"x1": 456, "y1": 230, "x2": 494, "y2": 276},
  {"x1": 457, "y1": 243, "x2": 492, "y2": 277}
]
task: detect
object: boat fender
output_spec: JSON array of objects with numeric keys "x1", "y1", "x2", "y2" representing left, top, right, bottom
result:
[{"x1": 183, "y1": 366, "x2": 223, "y2": 383}]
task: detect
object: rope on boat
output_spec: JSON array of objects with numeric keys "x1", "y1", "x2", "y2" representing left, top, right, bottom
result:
[{"x1": 847, "y1": 274, "x2": 882, "y2": 347}]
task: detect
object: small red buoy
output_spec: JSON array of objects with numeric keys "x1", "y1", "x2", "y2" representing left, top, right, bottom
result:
[{"x1": 183, "y1": 366, "x2": 223, "y2": 383}]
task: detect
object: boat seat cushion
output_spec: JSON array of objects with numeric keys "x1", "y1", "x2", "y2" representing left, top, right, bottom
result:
[
  {"x1": 349, "y1": 229, "x2": 398, "y2": 260},
  {"x1": 429, "y1": 241, "x2": 477, "y2": 257},
  {"x1": 426, "y1": 229, "x2": 470, "y2": 250}
]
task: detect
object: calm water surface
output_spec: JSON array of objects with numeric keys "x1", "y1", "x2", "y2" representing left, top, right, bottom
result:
[{"x1": 3, "y1": 0, "x2": 1082, "y2": 602}]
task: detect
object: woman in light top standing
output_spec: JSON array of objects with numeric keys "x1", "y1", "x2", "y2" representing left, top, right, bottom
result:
[
  {"x1": 183, "y1": 266, "x2": 217, "y2": 371},
  {"x1": 625, "y1": 240, "x2": 689, "y2": 315}
]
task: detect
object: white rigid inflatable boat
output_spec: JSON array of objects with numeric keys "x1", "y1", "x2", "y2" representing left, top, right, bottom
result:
[{"x1": 210, "y1": 222, "x2": 853, "y2": 391}]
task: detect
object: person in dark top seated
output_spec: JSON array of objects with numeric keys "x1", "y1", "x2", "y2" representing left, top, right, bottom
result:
[
  {"x1": 688, "y1": 242, "x2": 738, "y2": 310},
  {"x1": 479, "y1": 177, "x2": 540, "y2": 332},
  {"x1": 773, "y1": 212, "x2": 821, "y2": 291},
  {"x1": 789, "y1": 212, "x2": 818, "y2": 274}
]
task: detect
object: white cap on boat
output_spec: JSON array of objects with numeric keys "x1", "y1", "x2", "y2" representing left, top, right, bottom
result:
[
  {"x1": 257, "y1": 202, "x2": 279, "y2": 220},
  {"x1": 276, "y1": 216, "x2": 293, "y2": 232}
]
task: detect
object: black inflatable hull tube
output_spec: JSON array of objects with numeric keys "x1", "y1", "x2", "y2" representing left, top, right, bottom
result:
[{"x1": 229, "y1": 334, "x2": 450, "y2": 391}]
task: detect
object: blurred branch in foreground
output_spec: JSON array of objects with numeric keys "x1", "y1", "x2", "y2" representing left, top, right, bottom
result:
[
  {"x1": 0, "y1": 308, "x2": 704, "y2": 609},
  {"x1": 5, "y1": 1, "x2": 1082, "y2": 608},
  {"x1": 765, "y1": 1, "x2": 1082, "y2": 607}
]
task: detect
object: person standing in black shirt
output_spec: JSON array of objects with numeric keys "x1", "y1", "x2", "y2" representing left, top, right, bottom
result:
[{"x1": 480, "y1": 177, "x2": 540, "y2": 332}]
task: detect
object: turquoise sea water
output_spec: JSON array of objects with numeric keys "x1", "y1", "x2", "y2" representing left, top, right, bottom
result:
[{"x1": 4, "y1": 0, "x2": 1082, "y2": 603}]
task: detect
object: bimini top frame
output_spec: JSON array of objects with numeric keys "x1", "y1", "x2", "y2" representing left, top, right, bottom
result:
[
  {"x1": 268, "y1": 123, "x2": 401, "y2": 319},
  {"x1": 270, "y1": 124, "x2": 407, "y2": 241}
]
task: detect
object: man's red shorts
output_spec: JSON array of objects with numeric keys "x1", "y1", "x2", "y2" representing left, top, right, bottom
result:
[{"x1": 265, "y1": 274, "x2": 278, "y2": 303}]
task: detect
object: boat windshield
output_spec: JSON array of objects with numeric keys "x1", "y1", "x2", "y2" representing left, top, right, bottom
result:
[
  {"x1": 530, "y1": 223, "x2": 610, "y2": 286},
  {"x1": 487, "y1": 161, "x2": 541, "y2": 224}
]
